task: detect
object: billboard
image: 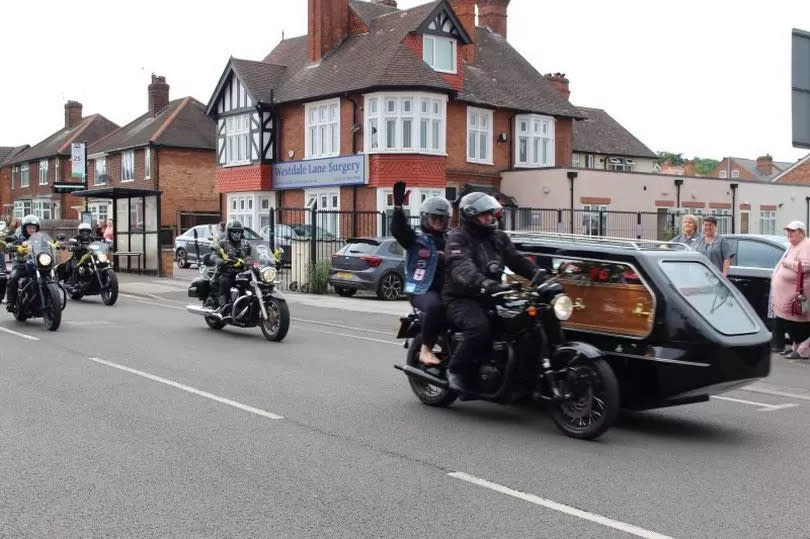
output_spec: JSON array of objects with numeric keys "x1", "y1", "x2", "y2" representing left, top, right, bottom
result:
[
  {"x1": 793, "y1": 28, "x2": 810, "y2": 149},
  {"x1": 272, "y1": 155, "x2": 366, "y2": 190}
]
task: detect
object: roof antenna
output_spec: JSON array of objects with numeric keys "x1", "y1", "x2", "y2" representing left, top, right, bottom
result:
[{"x1": 282, "y1": 29, "x2": 285, "y2": 40}]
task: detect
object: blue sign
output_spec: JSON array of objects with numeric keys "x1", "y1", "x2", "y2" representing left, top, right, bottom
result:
[{"x1": 273, "y1": 155, "x2": 366, "y2": 190}]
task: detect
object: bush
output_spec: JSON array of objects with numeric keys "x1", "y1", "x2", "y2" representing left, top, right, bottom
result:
[{"x1": 307, "y1": 260, "x2": 332, "y2": 295}]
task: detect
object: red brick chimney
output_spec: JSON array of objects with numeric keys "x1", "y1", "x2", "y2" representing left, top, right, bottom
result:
[
  {"x1": 756, "y1": 154, "x2": 774, "y2": 176},
  {"x1": 308, "y1": 0, "x2": 350, "y2": 64},
  {"x1": 544, "y1": 73, "x2": 570, "y2": 100},
  {"x1": 148, "y1": 75, "x2": 170, "y2": 117},
  {"x1": 477, "y1": 0, "x2": 510, "y2": 38},
  {"x1": 448, "y1": 0, "x2": 476, "y2": 63},
  {"x1": 64, "y1": 101, "x2": 83, "y2": 129}
]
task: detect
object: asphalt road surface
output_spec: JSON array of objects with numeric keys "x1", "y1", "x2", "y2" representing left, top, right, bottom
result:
[{"x1": 2, "y1": 289, "x2": 810, "y2": 537}]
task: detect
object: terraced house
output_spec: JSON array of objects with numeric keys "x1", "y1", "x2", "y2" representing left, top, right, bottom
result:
[{"x1": 206, "y1": 0, "x2": 583, "y2": 232}]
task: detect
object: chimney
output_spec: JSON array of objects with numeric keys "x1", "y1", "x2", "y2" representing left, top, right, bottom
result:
[
  {"x1": 308, "y1": 0, "x2": 350, "y2": 64},
  {"x1": 148, "y1": 75, "x2": 170, "y2": 117},
  {"x1": 477, "y1": 0, "x2": 511, "y2": 39},
  {"x1": 64, "y1": 101, "x2": 83, "y2": 129},
  {"x1": 544, "y1": 73, "x2": 570, "y2": 100},
  {"x1": 372, "y1": 0, "x2": 397, "y2": 6},
  {"x1": 756, "y1": 154, "x2": 774, "y2": 176},
  {"x1": 448, "y1": 0, "x2": 476, "y2": 63},
  {"x1": 683, "y1": 160, "x2": 697, "y2": 177}
]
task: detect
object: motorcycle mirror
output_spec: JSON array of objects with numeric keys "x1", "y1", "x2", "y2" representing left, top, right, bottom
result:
[{"x1": 529, "y1": 268, "x2": 549, "y2": 287}]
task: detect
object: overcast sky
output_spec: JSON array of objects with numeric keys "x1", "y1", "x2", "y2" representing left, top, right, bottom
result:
[{"x1": 1, "y1": 0, "x2": 808, "y2": 163}]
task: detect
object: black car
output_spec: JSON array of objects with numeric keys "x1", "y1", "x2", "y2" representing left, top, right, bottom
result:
[{"x1": 723, "y1": 234, "x2": 788, "y2": 323}]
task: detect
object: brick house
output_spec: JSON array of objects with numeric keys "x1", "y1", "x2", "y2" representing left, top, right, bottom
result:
[
  {"x1": 771, "y1": 153, "x2": 810, "y2": 185},
  {"x1": 709, "y1": 155, "x2": 794, "y2": 181},
  {"x1": 205, "y1": 0, "x2": 582, "y2": 233},
  {"x1": 86, "y1": 75, "x2": 217, "y2": 240},
  {"x1": 0, "y1": 145, "x2": 29, "y2": 217},
  {"x1": 4, "y1": 102, "x2": 118, "y2": 220}
]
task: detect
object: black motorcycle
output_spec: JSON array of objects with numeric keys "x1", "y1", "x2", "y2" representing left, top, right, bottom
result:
[
  {"x1": 57, "y1": 239, "x2": 119, "y2": 306},
  {"x1": 186, "y1": 247, "x2": 290, "y2": 342},
  {"x1": 395, "y1": 272, "x2": 620, "y2": 440},
  {"x1": 2, "y1": 232, "x2": 65, "y2": 331}
]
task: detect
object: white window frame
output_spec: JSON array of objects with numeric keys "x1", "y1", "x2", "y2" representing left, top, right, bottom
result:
[
  {"x1": 121, "y1": 151, "x2": 135, "y2": 182},
  {"x1": 583, "y1": 204, "x2": 608, "y2": 236},
  {"x1": 710, "y1": 209, "x2": 731, "y2": 235},
  {"x1": 145, "y1": 147, "x2": 151, "y2": 179},
  {"x1": 364, "y1": 92, "x2": 446, "y2": 155},
  {"x1": 572, "y1": 154, "x2": 581, "y2": 168},
  {"x1": 467, "y1": 107, "x2": 494, "y2": 165},
  {"x1": 423, "y1": 35, "x2": 457, "y2": 74},
  {"x1": 11, "y1": 166, "x2": 16, "y2": 189},
  {"x1": 607, "y1": 156, "x2": 632, "y2": 172},
  {"x1": 39, "y1": 160, "x2": 48, "y2": 185},
  {"x1": 515, "y1": 114, "x2": 555, "y2": 168},
  {"x1": 54, "y1": 159, "x2": 60, "y2": 183},
  {"x1": 33, "y1": 199, "x2": 59, "y2": 221},
  {"x1": 94, "y1": 157, "x2": 107, "y2": 185},
  {"x1": 20, "y1": 163, "x2": 29, "y2": 187},
  {"x1": 585, "y1": 154, "x2": 595, "y2": 168},
  {"x1": 305, "y1": 98, "x2": 340, "y2": 159},
  {"x1": 89, "y1": 202, "x2": 111, "y2": 226},
  {"x1": 224, "y1": 113, "x2": 251, "y2": 166},
  {"x1": 731, "y1": 169, "x2": 740, "y2": 179},
  {"x1": 305, "y1": 187, "x2": 340, "y2": 237},
  {"x1": 760, "y1": 210, "x2": 776, "y2": 235},
  {"x1": 719, "y1": 170, "x2": 728, "y2": 178},
  {"x1": 14, "y1": 200, "x2": 32, "y2": 218}
]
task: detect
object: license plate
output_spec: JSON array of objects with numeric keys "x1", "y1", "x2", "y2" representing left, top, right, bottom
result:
[{"x1": 335, "y1": 272, "x2": 354, "y2": 280}]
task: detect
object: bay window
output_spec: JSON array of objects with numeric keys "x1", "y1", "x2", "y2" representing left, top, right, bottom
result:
[
  {"x1": 121, "y1": 151, "x2": 135, "y2": 181},
  {"x1": 515, "y1": 114, "x2": 555, "y2": 168},
  {"x1": 365, "y1": 92, "x2": 446, "y2": 154},
  {"x1": 225, "y1": 114, "x2": 250, "y2": 165},
  {"x1": 305, "y1": 98, "x2": 340, "y2": 159},
  {"x1": 423, "y1": 35, "x2": 457, "y2": 74},
  {"x1": 467, "y1": 107, "x2": 493, "y2": 164}
]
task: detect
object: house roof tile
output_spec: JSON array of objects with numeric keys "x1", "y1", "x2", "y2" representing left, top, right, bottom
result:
[
  {"x1": 10, "y1": 115, "x2": 119, "y2": 164},
  {"x1": 571, "y1": 106, "x2": 656, "y2": 158}
]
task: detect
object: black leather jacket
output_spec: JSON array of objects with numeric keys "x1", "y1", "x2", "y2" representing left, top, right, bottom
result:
[
  {"x1": 443, "y1": 221, "x2": 536, "y2": 300},
  {"x1": 211, "y1": 238, "x2": 251, "y2": 272}
]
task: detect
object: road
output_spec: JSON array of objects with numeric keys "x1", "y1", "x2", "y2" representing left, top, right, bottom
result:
[{"x1": 2, "y1": 281, "x2": 810, "y2": 537}]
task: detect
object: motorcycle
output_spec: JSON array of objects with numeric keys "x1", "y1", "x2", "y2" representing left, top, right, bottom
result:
[
  {"x1": 394, "y1": 271, "x2": 620, "y2": 440},
  {"x1": 2, "y1": 232, "x2": 66, "y2": 331},
  {"x1": 56, "y1": 239, "x2": 119, "y2": 306},
  {"x1": 185, "y1": 245, "x2": 290, "y2": 342}
]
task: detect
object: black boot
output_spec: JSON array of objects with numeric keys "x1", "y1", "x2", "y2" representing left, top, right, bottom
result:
[{"x1": 447, "y1": 370, "x2": 471, "y2": 395}]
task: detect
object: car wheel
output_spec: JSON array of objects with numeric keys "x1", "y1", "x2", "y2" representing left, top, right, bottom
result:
[
  {"x1": 176, "y1": 248, "x2": 188, "y2": 269},
  {"x1": 377, "y1": 272, "x2": 403, "y2": 301},
  {"x1": 335, "y1": 286, "x2": 357, "y2": 297}
]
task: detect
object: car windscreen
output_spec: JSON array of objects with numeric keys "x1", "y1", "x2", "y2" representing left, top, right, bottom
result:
[
  {"x1": 344, "y1": 241, "x2": 379, "y2": 255},
  {"x1": 243, "y1": 228, "x2": 262, "y2": 240},
  {"x1": 660, "y1": 261, "x2": 759, "y2": 335}
]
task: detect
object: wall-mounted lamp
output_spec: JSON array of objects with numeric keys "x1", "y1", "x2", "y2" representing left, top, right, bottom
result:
[
  {"x1": 288, "y1": 149, "x2": 295, "y2": 158},
  {"x1": 542, "y1": 186, "x2": 550, "y2": 194},
  {"x1": 497, "y1": 132, "x2": 509, "y2": 143}
]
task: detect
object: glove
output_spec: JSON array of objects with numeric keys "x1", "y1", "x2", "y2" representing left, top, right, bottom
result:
[
  {"x1": 393, "y1": 181, "x2": 411, "y2": 207},
  {"x1": 481, "y1": 279, "x2": 510, "y2": 295}
]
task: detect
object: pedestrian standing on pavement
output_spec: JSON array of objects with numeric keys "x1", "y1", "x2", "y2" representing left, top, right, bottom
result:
[
  {"x1": 696, "y1": 216, "x2": 734, "y2": 276},
  {"x1": 103, "y1": 220, "x2": 114, "y2": 243},
  {"x1": 212, "y1": 221, "x2": 226, "y2": 243},
  {"x1": 771, "y1": 221, "x2": 810, "y2": 359},
  {"x1": 672, "y1": 214, "x2": 702, "y2": 248}
]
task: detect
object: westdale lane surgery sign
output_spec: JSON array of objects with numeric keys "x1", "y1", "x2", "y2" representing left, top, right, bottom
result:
[{"x1": 272, "y1": 155, "x2": 366, "y2": 190}]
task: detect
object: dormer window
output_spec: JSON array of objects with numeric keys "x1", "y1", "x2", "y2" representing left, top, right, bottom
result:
[{"x1": 423, "y1": 35, "x2": 456, "y2": 74}]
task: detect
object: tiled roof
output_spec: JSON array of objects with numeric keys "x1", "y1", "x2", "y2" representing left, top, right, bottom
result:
[
  {"x1": 571, "y1": 107, "x2": 656, "y2": 158},
  {"x1": 0, "y1": 145, "x2": 29, "y2": 168},
  {"x1": 89, "y1": 98, "x2": 214, "y2": 155},
  {"x1": 9, "y1": 115, "x2": 119, "y2": 164},
  {"x1": 349, "y1": 0, "x2": 400, "y2": 25},
  {"x1": 731, "y1": 157, "x2": 795, "y2": 181}
]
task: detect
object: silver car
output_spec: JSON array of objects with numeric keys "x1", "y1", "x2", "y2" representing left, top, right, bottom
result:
[
  {"x1": 329, "y1": 237, "x2": 404, "y2": 300},
  {"x1": 175, "y1": 224, "x2": 268, "y2": 268}
]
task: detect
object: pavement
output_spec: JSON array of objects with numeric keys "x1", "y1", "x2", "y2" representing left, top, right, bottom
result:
[{"x1": 2, "y1": 270, "x2": 810, "y2": 536}]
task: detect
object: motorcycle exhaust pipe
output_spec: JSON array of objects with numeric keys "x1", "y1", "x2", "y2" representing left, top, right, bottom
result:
[
  {"x1": 394, "y1": 364, "x2": 449, "y2": 389},
  {"x1": 186, "y1": 305, "x2": 221, "y2": 319}
]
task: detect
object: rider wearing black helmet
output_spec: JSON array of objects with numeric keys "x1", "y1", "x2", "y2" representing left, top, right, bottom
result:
[
  {"x1": 391, "y1": 181, "x2": 451, "y2": 366},
  {"x1": 5, "y1": 214, "x2": 41, "y2": 312},
  {"x1": 210, "y1": 219, "x2": 252, "y2": 313},
  {"x1": 443, "y1": 192, "x2": 537, "y2": 393}
]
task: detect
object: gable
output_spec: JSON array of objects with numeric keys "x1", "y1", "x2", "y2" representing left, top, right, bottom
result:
[
  {"x1": 418, "y1": 2, "x2": 472, "y2": 43},
  {"x1": 207, "y1": 64, "x2": 257, "y2": 117}
]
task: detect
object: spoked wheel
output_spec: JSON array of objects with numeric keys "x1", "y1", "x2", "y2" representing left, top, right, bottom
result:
[
  {"x1": 101, "y1": 271, "x2": 119, "y2": 306},
  {"x1": 42, "y1": 283, "x2": 62, "y2": 331},
  {"x1": 548, "y1": 358, "x2": 619, "y2": 440},
  {"x1": 176, "y1": 249, "x2": 188, "y2": 269},
  {"x1": 377, "y1": 272, "x2": 403, "y2": 301},
  {"x1": 260, "y1": 297, "x2": 290, "y2": 342},
  {"x1": 405, "y1": 336, "x2": 457, "y2": 407}
]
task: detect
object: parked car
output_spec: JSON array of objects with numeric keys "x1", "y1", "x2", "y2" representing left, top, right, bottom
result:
[
  {"x1": 329, "y1": 237, "x2": 404, "y2": 300},
  {"x1": 175, "y1": 224, "x2": 269, "y2": 268},
  {"x1": 723, "y1": 234, "x2": 788, "y2": 323},
  {"x1": 260, "y1": 224, "x2": 338, "y2": 266}
]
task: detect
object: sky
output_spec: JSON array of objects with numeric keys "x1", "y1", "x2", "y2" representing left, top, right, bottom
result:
[{"x1": 1, "y1": 0, "x2": 809, "y2": 163}]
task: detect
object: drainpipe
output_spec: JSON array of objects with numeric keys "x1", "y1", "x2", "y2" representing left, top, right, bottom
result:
[
  {"x1": 567, "y1": 171, "x2": 577, "y2": 233},
  {"x1": 730, "y1": 183, "x2": 738, "y2": 233},
  {"x1": 806, "y1": 197, "x2": 810, "y2": 228},
  {"x1": 674, "y1": 178, "x2": 683, "y2": 231}
]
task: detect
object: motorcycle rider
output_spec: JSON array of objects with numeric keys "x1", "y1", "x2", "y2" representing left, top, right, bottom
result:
[
  {"x1": 391, "y1": 181, "x2": 451, "y2": 366},
  {"x1": 210, "y1": 219, "x2": 252, "y2": 314},
  {"x1": 443, "y1": 193, "x2": 538, "y2": 394},
  {"x1": 61, "y1": 222, "x2": 95, "y2": 286},
  {"x1": 5, "y1": 214, "x2": 41, "y2": 313}
]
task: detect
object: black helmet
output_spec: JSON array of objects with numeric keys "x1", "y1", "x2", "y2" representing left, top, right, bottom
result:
[
  {"x1": 420, "y1": 196, "x2": 451, "y2": 231},
  {"x1": 78, "y1": 222, "x2": 92, "y2": 239},
  {"x1": 459, "y1": 192, "x2": 502, "y2": 232},
  {"x1": 227, "y1": 219, "x2": 244, "y2": 242},
  {"x1": 21, "y1": 214, "x2": 40, "y2": 237}
]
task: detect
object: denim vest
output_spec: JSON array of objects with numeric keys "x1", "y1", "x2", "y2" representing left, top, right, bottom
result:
[{"x1": 404, "y1": 228, "x2": 439, "y2": 295}]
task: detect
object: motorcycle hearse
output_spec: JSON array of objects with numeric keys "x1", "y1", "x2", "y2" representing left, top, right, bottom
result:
[{"x1": 395, "y1": 232, "x2": 771, "y2": 440}]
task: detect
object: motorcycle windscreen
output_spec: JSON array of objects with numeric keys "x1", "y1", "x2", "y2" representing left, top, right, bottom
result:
[{"x1": 25, "y1": 232, "x2": 57, "y2": 266}]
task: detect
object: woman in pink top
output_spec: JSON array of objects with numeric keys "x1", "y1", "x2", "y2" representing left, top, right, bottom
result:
[
  {"x1": 103, "y1": 220, "x2": 114, "y2": 243},
  {"x1": 771, "y1": 220, "x2": 810, "y2": 358}
]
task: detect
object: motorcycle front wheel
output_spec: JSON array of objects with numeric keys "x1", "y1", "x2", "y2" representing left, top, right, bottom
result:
[
  {"x1": 101, "y1": 270, "x2": 119, "y2": 306},
  {"x1": 548, "y1": 357, "x2": 619, "y2": 440},
  {"x1": 406, "y1": 335, "x2": 457, "y2": 407},
  {"x1": 260, "y1": 297, "x2": 290, "y2": 342},
  {"x1": 42, "y1": 283, "x2": 62, "y2": 331}
]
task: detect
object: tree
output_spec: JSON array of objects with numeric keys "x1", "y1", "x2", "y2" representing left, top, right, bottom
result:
[
  {"x1": 657, "y1": 152, "x2": 684, "y2": 165},
  {"x1": 694, "y1": 158, "x2": 720, "y2": 176}
]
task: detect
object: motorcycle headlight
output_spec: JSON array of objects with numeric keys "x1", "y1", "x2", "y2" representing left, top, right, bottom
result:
[
  {"x1": 552, "y1": 294, "x2": 573, "y2": 321},
  {"x1": 37, "y1": 252, "x2": 53, "y2": 267},
  {"x1": 97, "y1": 253, "x2": 108, "y2": 264},
  {"x1": 261, "y1": 267, "x2": 277, "y2": 283}
]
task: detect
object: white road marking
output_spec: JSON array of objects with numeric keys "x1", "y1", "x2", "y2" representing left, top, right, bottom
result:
[
  {"x1": 292, "y1": 317, "x2": 392, "y2": 335},
  {"x1": 136, "y1": 299, "x2": 185, "y2": 311},
  {"x1": 0, "y1": 326, "x2": 40, "y2": 341},
  {"x1": 87, "y1": 357, "x2": 284, "y2": 420},
  {"x1": 712, "y1": 395, "x2": 798, "y2": 412},
  {"x1": 298, "y1": 326, "x2": 400, "y2": 346},
  {"x1": 448, "y1": 472, "x2": 673, "y2": 539},
  {"x1": 743, "y1": 385, "x2": 810, "y2": 402}
]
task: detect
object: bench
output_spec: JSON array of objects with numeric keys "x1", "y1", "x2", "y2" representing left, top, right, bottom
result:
[{"x1": 112, "y1": 251, "x2": 144, "y2": 274}]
